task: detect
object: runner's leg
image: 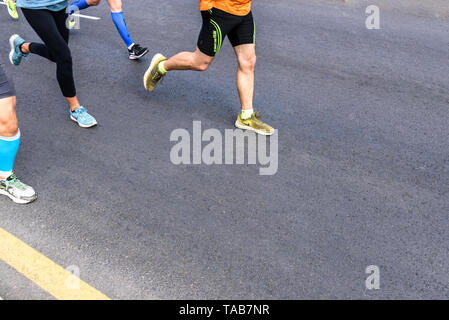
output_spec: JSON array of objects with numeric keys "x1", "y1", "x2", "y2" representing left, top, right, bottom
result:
[
  {"x1": 106, "y1": 0, "x2": 148, "y2": 59},
  {"x1": 20, "y1": 8, "x2": 77, "y2": 100},
  {"x1": 17, "y1": 8, "x2": 97, "y2": 127},
  {"x1": 143, "y1": 10, "x2": 220, "y2": 91},
  {"x1": 0, "y1": 65, "x2": 36, "y2": 203},
  {"x1": 229, "y1": 12, "x2": 273, "y2": 135},
  {"x1": 164, "y1": 48, "x2": 214, "y2": 72},
  {"x1": 234, "y1": 44, "x2": 256, "y2": 112},
  {"x1": 108, "y1": 0, "x2": 134, "y2": 48}
]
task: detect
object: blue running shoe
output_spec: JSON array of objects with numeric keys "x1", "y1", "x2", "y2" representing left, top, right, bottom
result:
[
  {"x1": 9, "y1": 34, "x2": 28, "y2": 66},
  {"x1": 70, "y1": 106, "x2": 98, "y2": 128}
]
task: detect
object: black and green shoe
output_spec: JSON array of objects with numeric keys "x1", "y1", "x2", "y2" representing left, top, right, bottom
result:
[{"x1": 0, "y1": 173, "x2": 37, "y2": 204}]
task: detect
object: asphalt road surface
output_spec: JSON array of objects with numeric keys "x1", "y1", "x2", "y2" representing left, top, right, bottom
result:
[{"x1": 0, "y1": 0, "x2": 448, "y2": 299}]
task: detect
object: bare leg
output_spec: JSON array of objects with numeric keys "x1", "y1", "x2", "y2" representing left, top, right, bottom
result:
[
  {"x1": 20, "y1": 42, "x2": 30, "y2": 54},
  {"x1": 66, "y1": 97, "x2": 81, "y2": 111},
  {"x1": 86, "y1": 0, "x2": 101, "y2": 6},
  {"x1": 164, "y1": 48, "x2": 214, "y2": 72},
  {"x1": 0, "y1": 96, "x2": 19, "y2": 180},
  {"x1": 234, "y1": 44, "x2": 257, "y2": 111},
  {"x1": 106, "y1": 0, "x2": 122, "y2": 12},
  {"x1": 0, "y1": 97, "x2": 18, "y2": 138}
]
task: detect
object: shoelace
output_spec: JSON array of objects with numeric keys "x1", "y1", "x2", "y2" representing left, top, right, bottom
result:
[
  {"x1": 248, "y1": 111, "x2": 272, "y2": 131},
  {"x1": 251, "y1": 111, "x2": 264, "y2": 124},
  {"x1": 132, "y1": 44, "x2": 143, "y2": 52},
  {"x1": 74, "y1": 107, "x2": 90, "y2": 121},
  {"x1": 152, "y1": 69, "x2": 164, "y2": 82},
  {"x1": 6, "y1": 173, "x2": 26, "y2": 191}
]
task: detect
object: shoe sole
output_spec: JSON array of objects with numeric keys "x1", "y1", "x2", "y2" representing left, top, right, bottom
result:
[
  {"x1": 9, "y1": 34, "x2": 19, "y2": 66},
  {"x1": 70, "y1": 116, "x2": 97, "y2": 128},
  {"x1": 235, "y1": 120, "x2": 274, "y2": 136},
  {"x1": 143, "y1": 53, "x2": 165, "y2": 91},
  {"x1": 0, "y1": 189, "x2": 37, "y2": 205},
  {"x1": 129, "y1": 48, "x2": 149, "y2": 60}
]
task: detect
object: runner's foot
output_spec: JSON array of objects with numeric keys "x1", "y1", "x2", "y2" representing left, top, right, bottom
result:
[
  {"x1": 0, "y1": 173, "x2": 37, "y2": 204},
  {"x1": 128, "y1": 44, "x2": 149, "y2": 60},
  {"x1": 70, "y1": 106, "x2": 98, "y2": 128},
  {"x1": 9, "y1": 34, "x2": 28, "y2": 66},
  {"x1": 235, "y1": 111, "x2": 274, "y2": 136},
  {"x1": 143, "y1": 53, "x2": 167, "y2": 91}
]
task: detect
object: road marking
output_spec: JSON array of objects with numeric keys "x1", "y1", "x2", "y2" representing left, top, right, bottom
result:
[
  {"x1": 0, "y1": 227, "x2": 110, "y2": 300},
  {"x1": 0, "y1": 2, "x2": 101, "y2": 20}
]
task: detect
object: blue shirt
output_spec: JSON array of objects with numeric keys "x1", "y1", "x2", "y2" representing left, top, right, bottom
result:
[{"x1": 17, "y1": 0, "x2": 68, "y2": 11}]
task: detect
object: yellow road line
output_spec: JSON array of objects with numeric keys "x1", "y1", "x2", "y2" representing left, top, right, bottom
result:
[{"x1": 0, "y1": 227, "x2": 110, "y2": 300}]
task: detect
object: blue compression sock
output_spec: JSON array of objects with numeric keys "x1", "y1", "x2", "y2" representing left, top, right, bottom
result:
[
  {"x1": 0, "y1": 130, "x2": 20, "y2": 178},
  {"x1": 111, "y1": 12, "x2": 134, "y2": 48},
  {"x1": 68, "y1": 0, "x2": 89, "y2": 15}
]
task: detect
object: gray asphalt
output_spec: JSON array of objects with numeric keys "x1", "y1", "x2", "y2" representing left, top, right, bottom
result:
[{"x1": 0, "y1": 0, "x2": 448, "y2": 299}]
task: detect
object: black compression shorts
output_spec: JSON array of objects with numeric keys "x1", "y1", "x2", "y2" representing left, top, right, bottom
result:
[
  {"x1": 0, "y1": 63, "x2": 16, "y2": 100},
  {"x1": 197, "y1": 8, "x2": 256, "y2": 57}
]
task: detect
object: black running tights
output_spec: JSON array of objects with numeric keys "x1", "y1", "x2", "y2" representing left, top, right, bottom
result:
[{"x1": 21, "y1": 8, "x2": 76, "y2": 98}]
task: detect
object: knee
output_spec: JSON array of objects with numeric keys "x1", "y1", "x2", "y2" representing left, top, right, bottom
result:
[
  {"x1": 108, "y1": 0, "x2": 122, "y2": 12},
  {"x1": 4, "y1": 120, "x2": 19, "y2": 136},
  {"x1": 194, "y1": 56, "x2": 213, "y2": 71},
  {"x1": 238, "y1": 54, "x2": 257, "y2": 72},
  {"x1": 0, "y1": 110, "x2": 18, "y2": 137},
  {"x1": 196, "y1": 61, "x2": 211, "y2": 72},
  {"x1": 87, "y1": 0, "x2": 101, "y2": 6},
  {"x1": 0, "y1": 122, "x2": 18, "y2": 136},
  {"x1": 56, "y1": 47, "x2": 73, "y2": 65}
]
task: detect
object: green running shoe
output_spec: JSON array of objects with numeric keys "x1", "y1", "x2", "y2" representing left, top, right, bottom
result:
[
  {"x1": 6, "y1": 0, "x2": 18, "y2": 19},
  {"x1": 235, "y1": 111, "x2": 275, "y2": 136},
  {"x1": 143, "y1": 53, "x2": 167, "y2": 92},
  {"x1": 0, "y1": 173, "x2": 37, "y2": 204}
]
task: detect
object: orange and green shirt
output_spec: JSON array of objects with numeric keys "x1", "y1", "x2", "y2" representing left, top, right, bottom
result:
[{"x1": 200, "y1": 0, "x2": 252, "y2": 16}]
